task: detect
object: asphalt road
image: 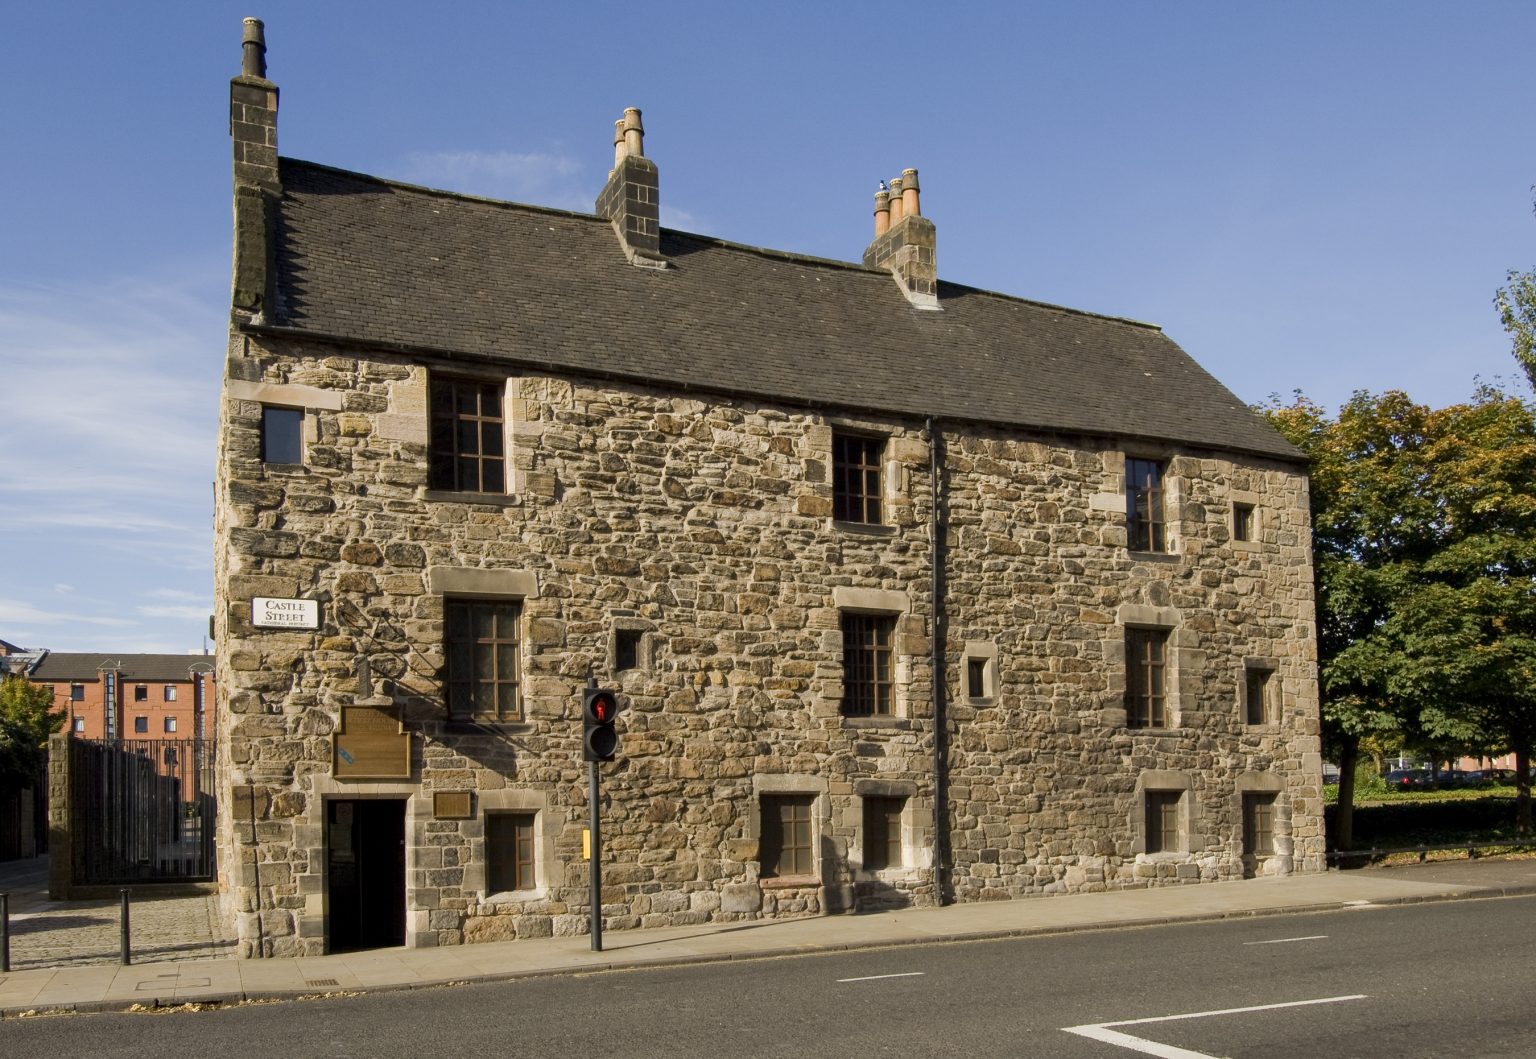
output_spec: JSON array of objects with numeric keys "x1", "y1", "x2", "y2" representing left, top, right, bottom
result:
[{"x1": 3, "y1": 895, "x2": 1532, "y2": 1058}]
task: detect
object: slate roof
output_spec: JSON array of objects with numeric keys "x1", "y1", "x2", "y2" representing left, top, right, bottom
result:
[
  {"x1": 256, "y1": 159, "x2": 1300, "y2": 462},
  {"x1": 28, "y1": 653, "x2": 213, "y2": 683}
]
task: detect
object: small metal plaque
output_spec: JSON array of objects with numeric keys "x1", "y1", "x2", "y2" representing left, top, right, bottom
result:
[
  {"x1": 253, "y1": 596, "x2": 320, "y2": 629},
  {"x1": 433, "y1": 791, "x2": 472, "y2": 819},
  {"x1": 332, "y1": 705, "x2": 410, "y2": 779}
]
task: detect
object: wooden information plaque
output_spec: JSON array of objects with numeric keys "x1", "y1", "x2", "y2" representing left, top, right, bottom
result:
[
  {"x1": 332, "y1": 705, "x2": 411, "y2": 779},
  {"x1": 433, "y1": 791, "x2": 472, "y2": 819}
]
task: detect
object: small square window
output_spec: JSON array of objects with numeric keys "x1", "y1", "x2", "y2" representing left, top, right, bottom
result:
[
  {"x1": 133, "y1": 715, "x2": 148, "y2": 734},
  {"x1": 261, "y1": 405, "x2": 304, "y2": 464},
  {"x1": 614, "y1": 629, "x2": 642, "y2": 672},
  {"x1": 72, "y1": 716, "x2": 85, "y2": 733},
  {"x1": 1126, "y1": 458, "x2": 1167, "y2": 552},
  {"x1": 833, "y1": 432, "x2": 884, "y2": 524},
  {"x1": 1233, "y1": 503, "x2": 1255, "y2": 542},
  {"x1": 1145, "y1": 790, "x2": 1182, "y2": 854},
  {"x1": 1245, "y1": 667, "x2": 1276, "y2": 725},
  {"x1": 966, "y1": 658, "x2": 988, "y2": 699},
  {"x1": 70, "y1": 683, "x2": 84, "y2": 701},
  {"x1": 1243, "y1": 792, "x2": 1277, "y2": 856},
  {"x1": 134, "y1": 684, "x2": 148, "y2": 702},
  {"x1": 486, "y1": 812, "x2": 536, "y2": 892},
  {"x1": 164, "y1": 716, "x2": 177, "y2": 734},
  {"x1": 761, "y1": 794, "x2": 815, "y2": 878},
  {"x1": 1125, "y1": 628, "x2": 1170, "y2": 728},
  {"x1": 862, "y1": 796, "x2": 904, "y2": 870},
  {"x1": 842, "y1": 612, "x2": 896, "y2": 716},
  {"x1": 164, "y1": 685, "x2": 178, "y2": 702}
]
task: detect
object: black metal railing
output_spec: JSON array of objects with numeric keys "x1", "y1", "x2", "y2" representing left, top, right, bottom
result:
[{"x1": 71, "y1": 738, "x2": 216, "y2": 884}]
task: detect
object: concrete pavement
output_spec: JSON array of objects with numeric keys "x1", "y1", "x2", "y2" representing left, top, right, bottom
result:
[{"x1": 3, "y1": 856, "x2": 1534, "y2": 1017}]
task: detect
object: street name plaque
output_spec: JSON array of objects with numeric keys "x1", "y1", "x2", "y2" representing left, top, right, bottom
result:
[{"x1": 252, "y1": 596, "x2": 320, "y2": 629}]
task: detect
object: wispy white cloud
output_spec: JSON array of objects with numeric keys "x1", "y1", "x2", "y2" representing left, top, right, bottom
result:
[
  {"x1": 398, "y1": 149, "x2": 590, "y2": 212},
  {"x1": 0, "y1": 598, "x2": 138, "y2": 628},
  {"x1": 137, "y1": 604, "x2": 211, "y2": 620},
  {"x1": 0, "y1": 271, "x2": 219, "y2": 652},
  {"x1": 145, "y1": 589, "x2": 202, "y2": 601}
]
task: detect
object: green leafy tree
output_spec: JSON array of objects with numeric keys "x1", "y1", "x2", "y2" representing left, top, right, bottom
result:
[
  {"x1": 0, "y1": 674, "x2": 62, "y2": 790},
  {"x1": 1388, "y1": 389, "x2": 1536, "y2": 833},
  {"x1": 1263, "y1": 391, "x2": 1437, "y2": 849},
  {"x1": 1496, "y1": 190, "x2": 1536, "y2": 390},
  {"x1": 1265, "y1": 387, "x2": 1536, "y2": 843}
]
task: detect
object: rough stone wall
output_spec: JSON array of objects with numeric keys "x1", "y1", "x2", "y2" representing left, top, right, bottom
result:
[{"x1": 213, "y1": 330, "x2": 1320, "y2": 956}]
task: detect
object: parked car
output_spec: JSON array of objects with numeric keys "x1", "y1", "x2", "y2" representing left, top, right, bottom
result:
[{"x1": 1385, "y1": 769, "x2": 1429, "y2": 788}]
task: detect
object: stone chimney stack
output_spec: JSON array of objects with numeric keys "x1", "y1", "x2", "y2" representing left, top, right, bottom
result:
[
  {"x1": 595, "y1": 108, "x2": 666, "y2": 269},
  {"x1": 229, "y1": 17, "x2": 281, "y2": 315},
  {"x1": 863, "y1": 166, "x2": 938, "y2": 310}
]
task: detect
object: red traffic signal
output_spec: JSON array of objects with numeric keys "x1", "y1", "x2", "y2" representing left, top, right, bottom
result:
[{"x1": 582, "y1": 688, "x2": 619, "y2": 761}]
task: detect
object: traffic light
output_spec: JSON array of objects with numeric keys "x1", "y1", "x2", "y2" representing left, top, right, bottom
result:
[{"x1": 582, "y1": 687, "x2": 620, "y2": 762}]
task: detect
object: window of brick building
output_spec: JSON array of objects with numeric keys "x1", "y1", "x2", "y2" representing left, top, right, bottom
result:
[
  {"x1": 70, "y1": 684, "x2": 84, "y2": 701},
  {"x1": 1245, "y1": 666, "x2": 1276, "y2": 725},
  {"x1": 841, "y1": 612, "x2": 896, "y2": 717},
  {"x1": 164, "y1": 685, "x2": 178, "y2": 702},
  {"x1": 429, "y1": 376, "x2": 505, "y2": 493},
  {"x1": 862, "y1": 796, "x2": 905, "y2": 870},
  {"x1": 1233, "y1": 502, "x2": 1256, "y2": 543},
  {"x1": 164, "y1": 717, "x2": 177, "y2": 734},
  {"x1": 1125, "y1": 628, "x2": 1170, "y2": 728},
  {"x1": 1242, "y1": 793, "x2": 1277, "y2": 857},
  {"x1": 833, "y1": 432, "x2": 884, "y2": 524},
  {"x1": 1126, "y1": 458, "x2": 1167, "y2": 552},
  {"x1": 486, "y1": 812, "x2": 537, "y2": 892},
  {"x1": 1145, "y1": 790, "x2": 1182, "y2": 854},
  {"x1": 761, "y1": 794, "x2": 815, "y2": 878},
  {"x1": 72, "y1": 716, "x2": 85, "y2": 733},
  {"x1": 261, "y1": 405, "x2": 304, "y2": 464},
  {"x1": 134, "y1": 684, "x2": 148, "y2": 702},
  {"x1": 133, "y1": 716, "x2": 148, "y2": 734},
  {"x1": 445, "y1": 599, "x2": 522, "y2": 722}
]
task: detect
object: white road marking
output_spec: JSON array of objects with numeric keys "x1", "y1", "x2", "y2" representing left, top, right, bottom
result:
[
  {"x1": 1242, "y1": 934, "x2": 1328, "y2": 946},
  {"x1": 1063, "y1": 994, "x2": 1367, "y2": 1058},
  {"x1": 836, "y1": 972, "x2": 926, "y2": 983}
]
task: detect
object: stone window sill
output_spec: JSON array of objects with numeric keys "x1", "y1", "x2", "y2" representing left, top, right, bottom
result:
[
  {"x1": 481, "y1": 887, "x2": 547, "y2": 905},
  {"x1": 262, "y1": 462, "x2": 307, "y2": 475},
  {"x1": 424, "y1": 488, "x2": 521, "y2": 507},
  {"x1": 831, "y1": 519, "x2": 897, "y2": 537},
  {"x1": 841, "y1": 715, "x2": 911, "y2": 731},
  {"x1": 761, "y1": 874, "x2": 819, "y2": 890},
  {"x1": 444, "y1": 719, "x2": 534, "y2": 736},
  {"x1": 1128, "y1": 550, "x2": 1180, "y2": 563}
]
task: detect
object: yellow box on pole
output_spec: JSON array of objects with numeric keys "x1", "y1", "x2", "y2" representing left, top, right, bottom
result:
[{"x1": 582, "y1": 827, "x2": 590, "y2": 860}]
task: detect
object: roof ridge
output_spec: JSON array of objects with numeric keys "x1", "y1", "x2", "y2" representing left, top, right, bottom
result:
[{"x1": 278, "y1": 156, "x2": 1164, "y2": 333}]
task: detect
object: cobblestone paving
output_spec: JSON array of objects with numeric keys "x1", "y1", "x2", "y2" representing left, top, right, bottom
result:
[{"x1": 0, "y1": 856, "x2": 236, "y2": 970}]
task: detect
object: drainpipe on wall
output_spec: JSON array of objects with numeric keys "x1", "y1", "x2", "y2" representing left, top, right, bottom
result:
[{"x1": 927, "y1": 418, "x2": 951, "y2": 905}]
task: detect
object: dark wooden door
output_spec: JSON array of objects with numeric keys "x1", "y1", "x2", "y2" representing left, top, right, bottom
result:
[{"x1": 327, "y1": 799, "x2": 406, "y2": 951}]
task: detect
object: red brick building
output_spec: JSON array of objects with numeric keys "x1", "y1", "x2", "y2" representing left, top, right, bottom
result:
[{"x1": 20, "y1": 653, "x2": 216, "y2": 743}]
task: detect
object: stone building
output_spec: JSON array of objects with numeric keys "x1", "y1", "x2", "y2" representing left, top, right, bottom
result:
[{"x1": 216, "y1": 21, "x2": 1323, "y2": 957}]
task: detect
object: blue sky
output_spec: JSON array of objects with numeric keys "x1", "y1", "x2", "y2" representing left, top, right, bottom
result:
[{"x1": 2, "y1": 2, "x2": 1533, "y2": 653}]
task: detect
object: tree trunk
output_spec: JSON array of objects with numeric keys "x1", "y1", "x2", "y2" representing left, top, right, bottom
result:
[
  {"x1": 1334, "y1": 736, "x2": 1360, "y2": 853},
  {"x1": 1514, "y1": 743, "x2": 1531, "y2": 837}
]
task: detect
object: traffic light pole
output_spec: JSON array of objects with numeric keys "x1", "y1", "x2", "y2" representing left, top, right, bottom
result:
[{"x1": 588, "y1": 757, "x2": 603, "y2": 952}]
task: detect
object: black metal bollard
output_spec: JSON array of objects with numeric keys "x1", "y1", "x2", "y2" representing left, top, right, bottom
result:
[
  {"x1": 1, "y1": 892, "x2": 10, "y2": 972},
  {"x1": 119, "y1": 888, "x2": 132, "y2": 966}
]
